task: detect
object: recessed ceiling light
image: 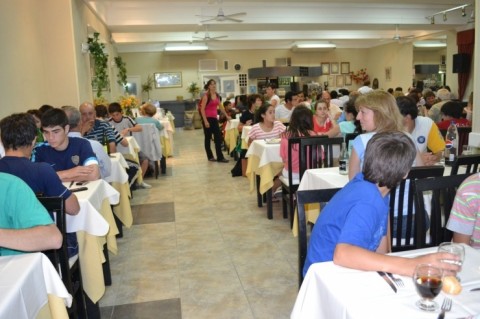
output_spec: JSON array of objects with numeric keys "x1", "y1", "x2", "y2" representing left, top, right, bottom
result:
[
  {"x1": 413, "y1": 41, "x2": 446, "y2": 48},
  {"x1": 164, "y1": 43, "x2": 208, "y2": 51}
]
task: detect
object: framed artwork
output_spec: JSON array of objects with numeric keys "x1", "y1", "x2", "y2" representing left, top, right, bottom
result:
[
  {"x1": 345, "y1": 75, "x2": 352, "y2": 86},
  {"x1": 328, "y1": 75, "x2": 334, "y2": 86},
  {"x1": 336, "y1": 75, "x2": 345, "y2": 87},
  {"x1": 331, "y1": 62, "x2": 339, "y2": 74},
  {"x1": 385, "y1": 66, "x2": 392, "y2": 81},
  {"x1": 321, "y1": 63, "x2": 330, "y2": 75},
  {"x1": 154, "y1": 72, "x2": 182, "y2": 88},
  {"x1": 341, "y1": 62, "x2": 350, "y2": 74}
]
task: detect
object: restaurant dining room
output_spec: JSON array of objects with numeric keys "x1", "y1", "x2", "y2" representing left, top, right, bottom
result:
[{"x1": 0, "y1": 0, "x2": 480, "y2": 318}]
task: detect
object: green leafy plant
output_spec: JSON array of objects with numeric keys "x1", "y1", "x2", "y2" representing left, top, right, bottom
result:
[
  {"x1": 114, "y1": 56, "x2": 128, "y2": 92},
  {"x1": 142, "y1": 75, "x2": 154, "y2": 100},
  {"x1": 88, "y1": 32, "x2": 109, "y2": 97},
  {"x1": 187, "y1": 82, "x2": 200, "y2": 99}
]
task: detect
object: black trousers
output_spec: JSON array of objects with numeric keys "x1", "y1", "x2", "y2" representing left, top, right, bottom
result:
[{"x1": 202, "y1": 117, "x2": 225, "y2": 160}]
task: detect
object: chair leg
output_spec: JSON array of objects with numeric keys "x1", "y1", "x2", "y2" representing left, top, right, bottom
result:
[
  {"x1": 102, "y1": 244, "x2": 112, "y2": 286},
  {"x1": 114, "y1": 213, "x2": 123, "y2": 238},
  {"x1": 154, "y1": 161, "x2": 159, "y2": 179},
  {"x1": 84, "y1": 293, "x2": 100, "y2": 319},
  {"x1": 160, "y1": 156, "x2": 167, "y2": 174},
  {"x1": 282, "y1": 189, "x2": 288, "y2": 219}
]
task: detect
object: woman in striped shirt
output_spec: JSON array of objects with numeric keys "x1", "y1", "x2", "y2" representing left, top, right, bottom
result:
[{"x1": 247, "y1": 104, "x2": 286, "y2": 145}]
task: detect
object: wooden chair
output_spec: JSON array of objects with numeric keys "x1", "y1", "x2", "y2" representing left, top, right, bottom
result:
[
  {"x1": 38, "y1": 196, "x2": 87, "y2": 319},
  {"x1": 296, "y1": 188, "x2": 341, "y2": 287},
  {"x1": 412, "y1": 174, "x2": 470, "y2": 248},
  {"x1": 344, "y1": 132, "x2": 360, "y2": 150},
  {"x1": 279, "y1": 137, "x2": 301, "y2": 224},
  {"x1": 388, "y1": 166, "x2": 445, "y2": 252},
  {"x1": 450, "y1": 154, "x2": 480, "y2": 175}
]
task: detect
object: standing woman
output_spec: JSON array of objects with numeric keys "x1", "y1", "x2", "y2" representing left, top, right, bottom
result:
[{"x1": 200, "y1": 79, "x2": 229, "y2": 163}]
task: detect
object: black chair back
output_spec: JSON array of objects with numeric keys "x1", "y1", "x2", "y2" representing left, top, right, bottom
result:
[
  {"x1": 37, "y1": 196, "x2": 87, "y2": 319},
  {"x1": 296, "y1": 187, "x2": 341, "y2": 287},
  {"x1": 412, "y1": 174, "x2": 470, "y2": 248},
  {"x1": 344, "y1": 132, "x2": 360, "y2": 150},
  {"x1": 280, "y1": 137, "x2": 302, "y2": 226},
  {"x1": 298, "y1": 136, "x2": 344, "y2": 176},
  {"x1": 450, "y1": 154, "x2": 480, "y2": 175},
  {"x1": 389, "y1": 166, "x2": 445, "y2": 252}
]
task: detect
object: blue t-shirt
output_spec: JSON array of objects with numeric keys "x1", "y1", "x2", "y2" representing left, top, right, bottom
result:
[
  {"x1": 0, "y1": 173, "x2": 54, "y2": 256},
  {"x1": 303, "y1": 173, "x2": 389, "y2": 276},
  {"x1": 0, "y1": 156, "x2": 71, "y2": 199},
  {"x1": 32, "y1": 137, "x2": 98, "y2": 171}
]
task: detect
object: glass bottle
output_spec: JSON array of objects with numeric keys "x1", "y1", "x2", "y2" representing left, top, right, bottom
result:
[
  {"x1": 444, "y1": 121, "x2": 458, "y2": 164},
  {"x1": 102, "y1": 132, "x2": 110, "y2": 155},
  {"x1": 339, "y1": 142, "x2": 349, "y2": 175}
]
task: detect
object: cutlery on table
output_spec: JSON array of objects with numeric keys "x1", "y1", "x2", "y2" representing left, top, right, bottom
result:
[
  {"x1": 438, "y1": 297, "x2": 452, "y2": 319},
  {"x1": 377, "y1": 271, "x2": 397, "y2": 293},
  {"x1": 386, "y1": 272, "x2": 404, "y2": 287},
  {"x1": 470, "y1": 287, "x2": 480, "y2": 292}
]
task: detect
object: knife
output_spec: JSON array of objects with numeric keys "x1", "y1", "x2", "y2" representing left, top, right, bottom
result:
[
  {"x1": 470, "y1": 287, "x2": 480, "y2": 292},
  {"x1": 377, "y1": 271, "x2": 397, "y2": 293}
]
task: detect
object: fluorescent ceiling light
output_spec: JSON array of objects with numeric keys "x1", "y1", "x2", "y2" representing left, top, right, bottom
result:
[
  {"x1": 164, "y1": 43, "x2": 208, "y2": 51},
  {"x1": 413, "y1": 41, "x2": 446, "y2": 48},
  {"x1": 294, "y1": 42, "x2": 336, "y2": 49}
]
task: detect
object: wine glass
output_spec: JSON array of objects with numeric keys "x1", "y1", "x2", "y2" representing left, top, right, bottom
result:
[
  {"x1": 438, "y1": 242, "x2": 465, "y2": 279},
  {"x1": 413, "y1": 263, "x2": 443, "y2": 311}
]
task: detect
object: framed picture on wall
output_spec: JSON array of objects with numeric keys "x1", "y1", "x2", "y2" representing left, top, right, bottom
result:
[
  {"x1": 321, "y1": 63, "x2": 330, "y2": 75},
  {"x1": 331, "y1": 62, "x2": 339, "y2": 74},
  {"x1": 154, "y1": 72, "x2": 182, "y2": 88},
  {"x1": 336, "y1": 75, "x2": 345, "y2": 87},
  {"x1": 327, "y1": 75, "x2": 334, "y2": 86},
  {"x1": 385, "y1": 66, "x2": 392, "y2": 81},
  {"x1": 341, "y1": 62, "x2": 350, "y2": 74},
  {"x1": 345, "y1": 75, "x2": 352, "y2": 86}
]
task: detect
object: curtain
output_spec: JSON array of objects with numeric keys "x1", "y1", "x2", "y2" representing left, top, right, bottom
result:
[{"x1": 457, "y1": 29, "x2": 475, "y2": 100}]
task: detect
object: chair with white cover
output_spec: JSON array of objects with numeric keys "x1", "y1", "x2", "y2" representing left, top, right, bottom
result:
[{"x1": 133, "y1": 123, "x2": 163, "y2": 178}]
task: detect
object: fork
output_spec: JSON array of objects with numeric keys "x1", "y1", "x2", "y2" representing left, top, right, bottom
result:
[
  {"x1": 438, "y1": 297, "x2": 452, "y2": 319},
  {"x1": 386, "y1": 272, "x2": 404, "y2": 287}
]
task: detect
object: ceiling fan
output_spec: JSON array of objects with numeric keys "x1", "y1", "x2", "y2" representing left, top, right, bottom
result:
[
  {"x1": 391, "y1": 24, "x2": 415, "y2": 41},
  {"x1": 196, "y1": 6, "x2": 246, "y2": 23},
  {"x1": 193, "y1": 26, "x2": 228, "y2": 41}
]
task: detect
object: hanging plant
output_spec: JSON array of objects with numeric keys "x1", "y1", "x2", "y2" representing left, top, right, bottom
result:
[
  {"x1": 88, "y1": 32, "x2": 109, "y2": 97},
  {"x1": 142, "y1": 75, "x2": 154, "y2": 100},
  {"x1": 114, "y1": 56, "x2": 128, "y2": 92}
]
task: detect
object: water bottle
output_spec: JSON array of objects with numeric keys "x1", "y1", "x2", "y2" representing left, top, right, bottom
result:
[
  {"x1": 339, "y1": 142, "x2": 349, "y2": 175},
  {"x1": 444, "y1": 121, "x2": 458, "y2": 164}
]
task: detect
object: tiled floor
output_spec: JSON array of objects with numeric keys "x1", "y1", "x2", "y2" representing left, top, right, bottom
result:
[{"x1": 99, "y1": 128, "x2": 298, "y2": 318}]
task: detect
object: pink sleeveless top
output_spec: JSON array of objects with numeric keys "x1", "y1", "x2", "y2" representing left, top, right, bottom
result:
[{"x1": 205, "y1": 95, "x2": 220, "y2": 118}]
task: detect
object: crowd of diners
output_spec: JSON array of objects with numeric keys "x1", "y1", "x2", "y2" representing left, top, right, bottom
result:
[
  {"x1": 0, "y1": 100, "x2": 170, "y2": 256},
  {"x1": 199, "y1": 77, "x2": 478, "y2": 277}
]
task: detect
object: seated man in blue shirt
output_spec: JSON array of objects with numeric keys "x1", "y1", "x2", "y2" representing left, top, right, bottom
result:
[
  {"x1": 0, "y1": 113, "x2": 80, "y2": 216},
  {"x1": 303, "y1": 131, "x2": 460, "y2": 278},
  {"x1": 0, "y1": 173, "x2": 62, "y2": 256},
  {"x1": 33, "y1": 108, "x2": 100, "y2": 182}
]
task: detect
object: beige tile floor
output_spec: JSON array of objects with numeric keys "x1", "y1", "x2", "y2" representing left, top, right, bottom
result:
[{"x1": 100, "y1": 128, "x2": 299, "y2": 318}]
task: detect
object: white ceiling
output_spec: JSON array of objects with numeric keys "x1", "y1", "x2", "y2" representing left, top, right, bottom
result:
[{"x1": 82, "y1": 0, "x2": 475, "y2": 52}]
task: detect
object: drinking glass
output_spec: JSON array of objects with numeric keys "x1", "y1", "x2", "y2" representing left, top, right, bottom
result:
[
  {"x1": 413, "y1": 263, "x2": 443, "y2": 311},
  {"x1": 438, "y1": 242, "x2": 465, "y2": 279},
  {"x1": 463, "y1": 145, "x2": 472, "y2": 155}
]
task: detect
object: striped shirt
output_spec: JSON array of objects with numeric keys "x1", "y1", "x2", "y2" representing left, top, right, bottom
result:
[
  {"x1": 84, "y1": 119, "x2": 122, "y2": 145},
  {"x1": 447, "y1": 173, "x2": 480, "y2": 249},
  {"x1": 248, "y1": 121, "x2": 286, "y2": 141}
]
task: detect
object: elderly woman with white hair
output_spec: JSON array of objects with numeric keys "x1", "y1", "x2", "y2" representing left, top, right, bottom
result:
[{"x1": 427, "y1": 88, "x2": 452, "y2": 123}]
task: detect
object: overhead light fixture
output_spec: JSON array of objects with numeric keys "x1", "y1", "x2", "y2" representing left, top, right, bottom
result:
[
  {"x1": 294, "y1": 42, "x2": 336, "y2": 49},
  {"x1": 426, "y1": 4, "x2": 470, "y2": 24},
  {"x1": 413, "y1": 41, "x2": 447, "y2": 48},
  {"x1": 164, "y1": 43, "x2": 208, "y2": 51}
]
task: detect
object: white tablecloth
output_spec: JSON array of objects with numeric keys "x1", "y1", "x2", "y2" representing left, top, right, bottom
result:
[
  {"x1": 298, "y1": 167, "x2": 348, "y2": 191},
  {"x1": 0, "y1": 253, "x2": 72, "y2": 319},
  {"x1": 225, "y1": 118, "x2": 240, "y2": 131},
  {"x1": 116, "y1": 136, "x2": 140, "y2": 163},
  {"x1": 104, "y1": 152, "x2": 129, "y2": 185},
  {"x1": 241, "y1": 125, "x2": 252, "y2": 149},
  {"x1": 245, "y1": 139, "x2": 283, "y2": 194},
  {"x1": 291, "y1": 245, "x2": 480, "y2": 319}
]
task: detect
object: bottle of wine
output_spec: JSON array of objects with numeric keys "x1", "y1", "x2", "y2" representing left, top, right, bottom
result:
[
  {"x1": 339, "y1": 141, "x2": 349, "y2": 175},
  {"x1": 444, "y1": 121, "x2": 458, "y2": 165},
  {"x1": 102, "y1": 132, "x2": 110, "y2": 155}
]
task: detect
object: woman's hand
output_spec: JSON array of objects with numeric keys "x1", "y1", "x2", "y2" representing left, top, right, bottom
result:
[{"x1": 204, "y1": 120, "x2": 210, "y2": 128}]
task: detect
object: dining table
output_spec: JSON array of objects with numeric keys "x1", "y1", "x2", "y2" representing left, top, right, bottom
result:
[
  {"x1": 0, "y1": 253, "x2": 72, "y2": 319},
  {"x1": 241, "y1": 125, "x2": 252, "y2": 150},
  {"x1": 159, "y1": 118, "x2": 174, "y2": 157},
  {"x1": 224, "y1": 118, "x2": 240, "y2": 153},
  {"x1": 64, "y1": 179, "x2": 120, "y2": 303},
  {"x1": 104, "y1": 152, "x2": 133, "y2": 228},
  {"x1": 245, "y1": 139, "x2": 283, "y2": 219},
  {"x1": 291, "y1": 244, "x2": 480, "y2": 319},
  {"x1": 116, "y1": 135, "x2": 143, "y2": 184}
]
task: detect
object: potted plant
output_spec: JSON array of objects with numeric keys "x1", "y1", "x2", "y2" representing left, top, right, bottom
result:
[
  {"x1": 187, "y1": 82, "x2": 200, "y2": 100},
  {"x1": 88, "y1": 32, "x2": 109, "y2": 98},
  {"x1": 114, "y1": 56, "x2": 128, "y2": 92},
  {"x1": 142, "y1": 75, "x2": 154, "y2": 100}
]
